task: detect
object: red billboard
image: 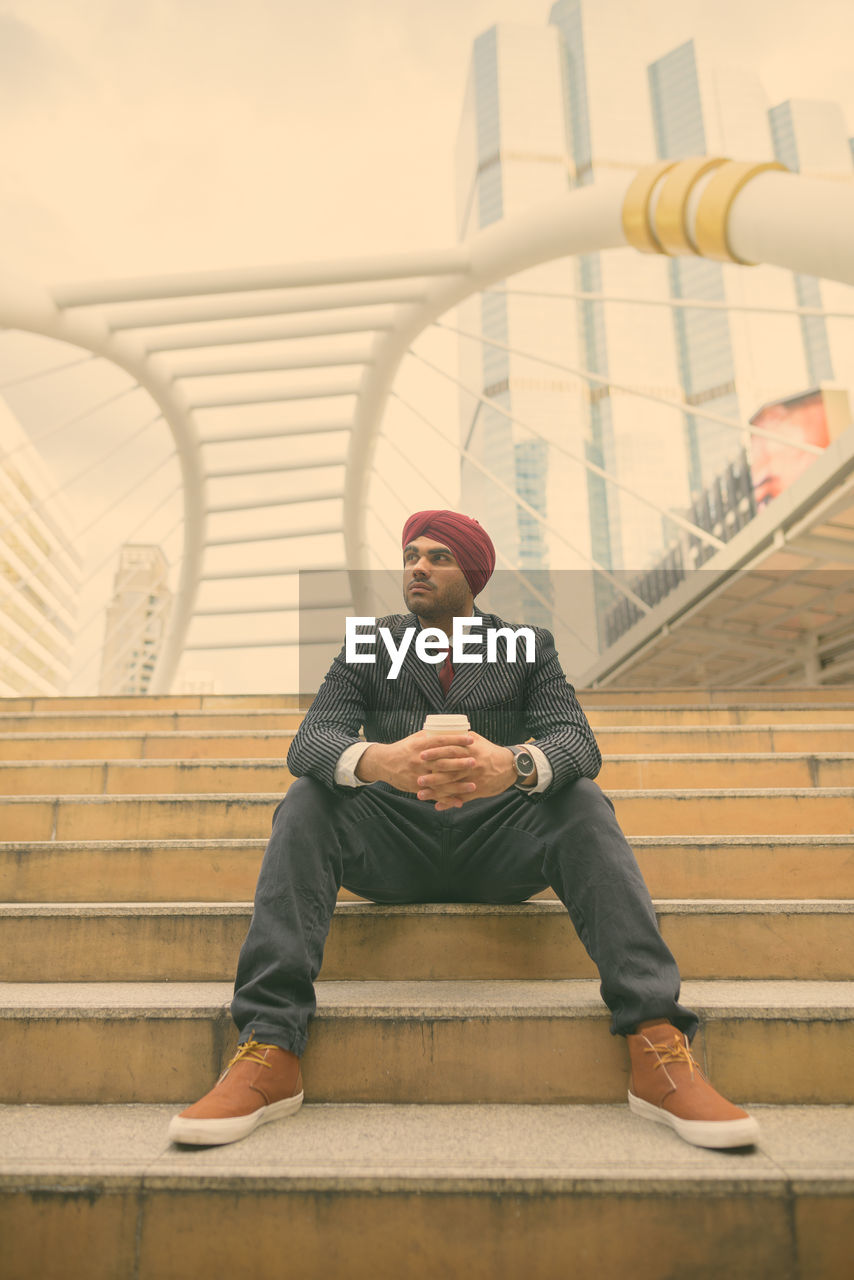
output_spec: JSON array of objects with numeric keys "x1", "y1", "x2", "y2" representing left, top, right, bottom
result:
[{"x1": 749, "y1": 389, "x2": 830, "y2": 510}]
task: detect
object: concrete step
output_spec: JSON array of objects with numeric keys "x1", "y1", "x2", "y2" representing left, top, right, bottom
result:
[
  {"x1": 578, "y1": 684, "x2": 854, "y2": 705},
  {"x1": 3, "y1": 752, "x2": 853, "y2": 796},
  {"x1": 3, "y1": 686, "x2": 851, "y2": 712},
  {"x1": 599, "y1": 754, "x2": 854, "y2": 788},
  {"x1": 0, "y1": 729, "x2": 297, "y2": 762},
  {"x1": 5, "y1": 723, "x2": 854, "y2": 762},
  {"x1": 2, "y1": 752, "x2": 853, "y2": 796},
  {"x1": 0, "y1": 759, "x2": 291, "y2": 795},
  {"x1": 0, "y1": 709, "x2": 305, "y2": 735},
  {"x1": 599, "y1": 724, "x2": 854, "y2": 754},
  {"x1": 3, "y1": 900, "x2": 851, "y2": 983},
  {"x1": 3, "y1": 788, "x2": 853, "y2": 842},
  {"x1": 1, "y1": 1102, "x2": 851, "y2": 1280},
  {"x1": 1, "y1": 979, "x2": 851, "y2": 1105},
  {"x1": 4, "y1": 835, "x2": 852, "y2": 903},
  {"x1": 591, "y1": 704, "x2": 854, "y2": 726},
  {"x1": 4, "y1": 703, "x2": 854, "y2": 738},
  {"x1": 0, "y1": 693, "x2": 307, "y2": 712}
]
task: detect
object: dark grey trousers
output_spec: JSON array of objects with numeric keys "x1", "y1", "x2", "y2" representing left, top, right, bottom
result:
[{"x1": 231, "y1": 775, "x2": 698, "y2": 1056}]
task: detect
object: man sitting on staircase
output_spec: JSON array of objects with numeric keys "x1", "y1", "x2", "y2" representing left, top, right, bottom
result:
[{"x1": 169, "y1": 509, "x2": 759, "y2": 1151}]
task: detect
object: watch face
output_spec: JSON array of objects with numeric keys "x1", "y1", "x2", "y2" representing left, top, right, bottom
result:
[{"x1": 514, "y1": 750, "x2": 536, "y2": 777}]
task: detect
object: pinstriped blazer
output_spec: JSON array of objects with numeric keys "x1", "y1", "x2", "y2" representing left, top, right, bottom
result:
[{"x1": 287, "y1": 607, "x2": 602, "y2": 798}]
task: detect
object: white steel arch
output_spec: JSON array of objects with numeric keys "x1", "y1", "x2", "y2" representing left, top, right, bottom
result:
[
  {"x1": 2, "y1": 157, "x2": 853, "y2": 690},
  {"x1": 0, "y1": 268, "x2": 206, "y2": 693}
]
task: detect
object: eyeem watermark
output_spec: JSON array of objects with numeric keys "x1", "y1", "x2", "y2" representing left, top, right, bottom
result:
[{"x1": 345, "y1": 615, "x2": 536, "y2": 680}]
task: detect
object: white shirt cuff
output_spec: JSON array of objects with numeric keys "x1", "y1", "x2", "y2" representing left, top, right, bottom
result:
[
  {"x1": 519, "y1": 744, "x2": 553, "y2": 793},
  {"x1": 334, "y1": 740, "x2": 373, "y2": 787}
]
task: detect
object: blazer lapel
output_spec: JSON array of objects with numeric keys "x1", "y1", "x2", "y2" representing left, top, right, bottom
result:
[
  {"x1": 443, "y1": 605, "x2": 491, "y2": 711},
  {"x1": 388, "y1": 612, "x2": 446, "y2": 712}
]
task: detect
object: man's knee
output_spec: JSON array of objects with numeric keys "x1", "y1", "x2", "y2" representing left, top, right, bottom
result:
[
  {"x1": 546, "y1": 775, "x2": 616, "y2": 823},
  {"x1": 259, "y1": 776, "x2": 352, "y2": 887},
  {"x1": 271, "y1": 775, "x2": 340, "y2": 831}
]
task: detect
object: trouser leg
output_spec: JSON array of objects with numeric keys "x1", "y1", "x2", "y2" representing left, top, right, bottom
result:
[
  {"x1": 231, "y1": 777, "x2": 346, "y2": 1055},
  {"x1": 231, "y1": 778, "x2": 446, "y2": 1054},
  {"x1": 449, "y1": 778, "x2": 699, "y2": 1040}
]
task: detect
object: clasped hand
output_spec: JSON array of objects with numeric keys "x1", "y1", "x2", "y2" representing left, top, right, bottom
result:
[{"x1": 357, "y1": 730, "x2": 515, "y2": 811}]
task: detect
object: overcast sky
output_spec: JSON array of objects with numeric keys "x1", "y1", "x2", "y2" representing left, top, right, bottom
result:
[{"x1": 2, "y1": 0, "x2": 853, "y2": 282}]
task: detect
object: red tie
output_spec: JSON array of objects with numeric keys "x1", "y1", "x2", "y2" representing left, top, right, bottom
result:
[{"x1": 438, "y1": 651, "x2": 454, "y2": 696}]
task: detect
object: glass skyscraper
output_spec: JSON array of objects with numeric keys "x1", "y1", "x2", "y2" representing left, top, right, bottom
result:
[
  {"x1": 548, "y1": 0, "x2": 692, "y2": 578},
  {"x1": 648, "y1": 40, "x2": 742, "y2": 495},
  {"x1": 455, "y1": 24, "x2": 587, "y2": 639},
  {"x1": 549, "y1": 0, "x2": 618, "y2": 582},
  {"x1": 769, "y1": 100, "x2": 845, "y2": 387}
]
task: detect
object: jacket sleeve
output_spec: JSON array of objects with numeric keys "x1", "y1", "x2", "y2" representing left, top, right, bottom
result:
[
  {"x1": 523, "y1": 627, "x2": 602, "y2": 793},
  {"x1": 286, "y1": 645, "x2": 369, "y2": 790}
]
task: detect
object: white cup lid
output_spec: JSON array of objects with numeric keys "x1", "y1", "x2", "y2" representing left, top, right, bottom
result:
[{"x1": 423, "y1": 714, "x2": 470, "y2": 732}]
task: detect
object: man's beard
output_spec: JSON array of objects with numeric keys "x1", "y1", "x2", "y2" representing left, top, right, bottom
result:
[
  {"x1": 409, "y1": 595, "x2": 440, "y2": 623},
  {"x1": 405, "y1": 583, "x2": 469, "y2": 623}
]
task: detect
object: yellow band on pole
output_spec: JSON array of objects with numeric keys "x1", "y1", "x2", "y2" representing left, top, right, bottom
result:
[
  {"x1": 694, "y1": 160, "x2": 787, "y2": 264},
  {"x1": 621, "y1": 161, "x2": 677, "y2": 254},
  {"x1": 653, "y1": 156, "x2": 729, "y2": 256}
]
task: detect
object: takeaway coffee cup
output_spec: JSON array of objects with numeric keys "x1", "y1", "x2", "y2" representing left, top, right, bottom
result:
[{"x1": 423, "y1": 714, "x2": 471, "y2": 735}]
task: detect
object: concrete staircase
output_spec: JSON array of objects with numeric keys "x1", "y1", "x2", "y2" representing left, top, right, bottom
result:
[{"x1": 1, "y1": 690, "x2": 853, "y2": 1279}]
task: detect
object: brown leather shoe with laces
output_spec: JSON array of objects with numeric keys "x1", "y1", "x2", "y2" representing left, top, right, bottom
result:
[
  {"x1": 627, "y1": 1020, "x2": 760, "y2": 1149},
  {"x1": 168, "y1": 1036, "x2": 304, "y2": 1146}
]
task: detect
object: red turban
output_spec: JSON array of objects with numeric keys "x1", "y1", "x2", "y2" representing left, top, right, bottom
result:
[{"x1": 402, "y1": 509, "x2": 496, "y2": 598}]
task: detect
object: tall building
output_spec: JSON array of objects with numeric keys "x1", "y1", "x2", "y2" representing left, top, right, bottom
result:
[
  {"x1": 454, "y1": 24, "x2": 588, "y2": 638},
  {"x1": 768, "y1": 99, "x2": 854, "y2": 393},
  {"x1": 0, "y1": 395, "x2": 81, "y2": 695},
  {"x1": 549, "y1": 0, "x2": 691, "y2": 579},
  {"x1": 647, "y1": 39, "x2": 745, "y2": 494},
  {"x1": 99, "y1": 544, "x2": 172, "y2": 695},
  {"x1": 549, "y1": 0, "x2": 618, "y2": 586}
]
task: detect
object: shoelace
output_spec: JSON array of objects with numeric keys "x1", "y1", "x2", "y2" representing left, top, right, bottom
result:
[
  {"x1": 224, "y1": 1036, "x2": 274, "y2": 1074},
  {"x1": 645, "y1": 1034, "x2": 698, "y2": 1079}
]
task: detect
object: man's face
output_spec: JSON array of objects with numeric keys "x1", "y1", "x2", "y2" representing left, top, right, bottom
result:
[{"x1": 403, "y1": 536, "x2": 473, "y2": 624}]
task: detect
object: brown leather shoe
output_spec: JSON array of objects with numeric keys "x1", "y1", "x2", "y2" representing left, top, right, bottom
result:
[
  {"x1": 627, "y1": 1020, "x2": 760, "y2": 1149},
  {"x1": 168, "y1": 1036, "x2": 304, "y2": 1146}
]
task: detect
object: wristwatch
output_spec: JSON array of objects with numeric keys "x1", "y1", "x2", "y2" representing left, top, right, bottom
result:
[{"x1": 509, "y1": 745, "x2": 537, "y2": 787}]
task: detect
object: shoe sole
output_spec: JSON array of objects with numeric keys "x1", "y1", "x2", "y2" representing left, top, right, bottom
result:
[
  {"x1": 168, "y1": 1090, "x2": 304, "y2": 1147},
  {"x1": 628, "y1": 1091, "x2": 760, "y2": 1149}
]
